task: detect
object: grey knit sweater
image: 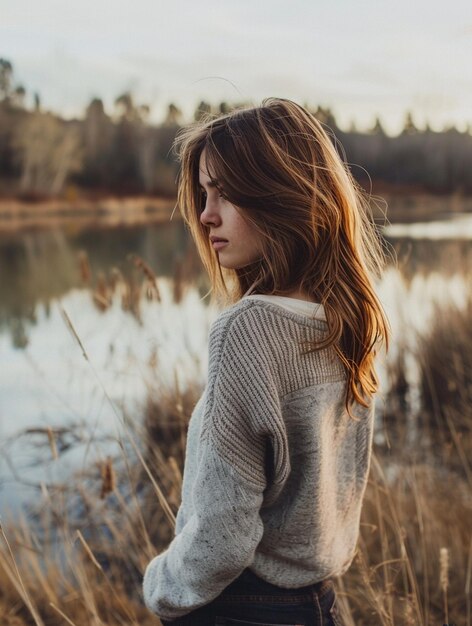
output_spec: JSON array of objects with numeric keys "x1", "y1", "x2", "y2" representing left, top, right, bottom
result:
[{"x1": 143, "y1": 297, "x2": 374, "y2": 620}]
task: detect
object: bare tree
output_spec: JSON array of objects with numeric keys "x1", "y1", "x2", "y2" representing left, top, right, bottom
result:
[
  {"x1": 164, "y1": 103, "x2": 182, "y2": 127},
  {"x1": 194, "y1": 100, "x2": 212, "y2": 121},
  {"x1": 0, "y1": 58, "x2": 13, "y2": 101},
  {"x1": 13, "y1": 112, "x2": 83, "y2": 195}
]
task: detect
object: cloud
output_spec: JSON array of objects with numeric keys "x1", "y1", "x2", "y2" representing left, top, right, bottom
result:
[
  {"x1": 339, "y1": 64, "x2": 401, "y2": 89},
  {"x1": 2, "y1": 0, "x2": 471, "y2": 131}
]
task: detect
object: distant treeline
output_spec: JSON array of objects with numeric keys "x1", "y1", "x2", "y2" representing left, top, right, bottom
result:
[{"x1": 1, "y1": 57, "x2": 471, "y2": 199}]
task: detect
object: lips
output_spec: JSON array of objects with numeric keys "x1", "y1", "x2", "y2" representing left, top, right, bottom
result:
[
  {"x1": 210, "y1": 237, "x2": 229, "y2": 251},
  {"x1": 210, "y1": 236, "x2": 228, "y2": 243}
]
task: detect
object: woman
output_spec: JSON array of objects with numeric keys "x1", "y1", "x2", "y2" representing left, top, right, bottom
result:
[{"x1": 143, "y1": 97, "x2": 390, "y2": 626}]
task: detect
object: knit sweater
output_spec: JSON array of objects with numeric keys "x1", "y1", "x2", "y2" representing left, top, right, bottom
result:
[{"x1": 143, "y1": 297, "x2": 375, "y2": 621}]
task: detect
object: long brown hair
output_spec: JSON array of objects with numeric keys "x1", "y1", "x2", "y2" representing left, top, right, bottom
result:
[{"x1": 172, "y1": 97, "x2": 391, "y2": 418}]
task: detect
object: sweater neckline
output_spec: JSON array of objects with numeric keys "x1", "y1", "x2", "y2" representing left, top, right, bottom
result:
[
  {"x1": 239, "y1": 296, "x2": 328, "y2": 330},
  {"x1": 243, "y1": 294, "x2": 325, "y2": 320}
]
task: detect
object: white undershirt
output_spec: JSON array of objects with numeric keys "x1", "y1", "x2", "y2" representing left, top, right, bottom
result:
[{"x1": 242, "y1": 294, "x2": 326, "y2": 321}]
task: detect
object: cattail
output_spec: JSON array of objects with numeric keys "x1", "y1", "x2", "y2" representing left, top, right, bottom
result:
[
  {"x1": 129, "y1": 253, "x2": 161, "y2": 302},
  {"x1": 148, "y1": 344, "x2": 158, "y2": 370},
  {"x1": 78, "y1": 250, "x2": 91, "y2": 284},
  {"x1": 145, "y1": 279, "x2": 160, "y2": 302},
  {"x1": 173, "y1": 259, "x2": 183, "y2": 304},
  {"x1": 130, "y1": 282, "x2": 142, "y2": 321},
  {"x1": 440, "y1": 547, "x2": 449, "y2": 625},
  {"x1": 47, "y1": 426, "x2": 58, "y2": 460},
  {"x1": 121, "y1": 281, "x2": 131, "y2": 311},
  {"x1": 93, "y1": 271, "x2": 110, "y2": 311},
  {"x1": 100, "y1": 457, "x2": 116, "y2": 499},
  {"x1": 109, "y1": 267, "x2": 122, "y2": 294}
]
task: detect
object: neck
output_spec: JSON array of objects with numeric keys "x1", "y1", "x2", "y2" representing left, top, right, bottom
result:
[
  {"x1": 242, "y1": 279, "x2": 316, "y2": 303},
  {"x1": 247, "y1": 289, "x2": 316, "y2": 303},
  {"x1": 281, "y1": 289, "x2": 315, "y2": 302}
]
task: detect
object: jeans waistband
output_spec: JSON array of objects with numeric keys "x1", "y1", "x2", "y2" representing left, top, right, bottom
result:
[{"x1": 217, "y1": 567, "x2": 333, "y2": 602}]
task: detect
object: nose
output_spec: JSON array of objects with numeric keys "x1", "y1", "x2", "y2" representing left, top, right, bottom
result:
[{"x1": 200, "y1": 197, "x2": 222, "y2": 227}]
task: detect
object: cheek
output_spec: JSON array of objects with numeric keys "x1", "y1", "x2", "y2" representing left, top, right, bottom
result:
[
  {"x1": 236, "y1": 222, "x2": 255, "y2": 246},
  {"x1": 248, "y1": 230, "x2": 262, "y2": 250},
  {"x1": 228, "y1": 207, "x2": 263, "y2": 253},
  {"x1": 242, "y1": 227, "x2": 263, "y2": 257},
  {"x1": 232, "y1": 212, "x2": 253, "y2": 238}
]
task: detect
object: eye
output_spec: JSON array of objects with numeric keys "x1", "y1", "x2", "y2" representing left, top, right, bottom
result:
[{"x1": 199, "y1": 188, "x2": 225, "y2": 200}]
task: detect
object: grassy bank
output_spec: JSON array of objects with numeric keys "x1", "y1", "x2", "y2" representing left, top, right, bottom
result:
[{"x1": 0, "y1": 272, "x2": 471, "y2": 625}]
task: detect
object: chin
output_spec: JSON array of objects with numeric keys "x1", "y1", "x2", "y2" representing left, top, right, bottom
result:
[
  {"x1": 218, "y1": 260, "x2": 239, "y2": 270},
  {"x1": 220, "y1": 259, "x2": 258, "y2": 271}
]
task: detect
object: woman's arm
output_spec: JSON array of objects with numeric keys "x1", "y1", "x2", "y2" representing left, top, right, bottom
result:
[
  {"x1": 142, "y1": 309, "x2": 283, "y2": 621},
  {"x1": 142, "y1": 439, "x2": 266, "y2": 620}
]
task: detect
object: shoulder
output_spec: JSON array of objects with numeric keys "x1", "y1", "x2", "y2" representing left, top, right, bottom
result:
[
  {"x1": 208, "y1": 298, "x2": 346, "y2": 395},
  {"x1": 206, "y1": 299, "x2": 278, "y2": 380},
  {"x1": 208, "y1": 298, "x2": 284, "y2": 359},
  {"x1": 209, "y1": 298, "x2": 268, "y2": 342}
]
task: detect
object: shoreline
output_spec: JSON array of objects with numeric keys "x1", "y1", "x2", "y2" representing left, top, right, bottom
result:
[
  {"x1": 0, "y1": 191, "x2": 471, "y2": 233},
  {"x1": 0, "y1": 196, "x2": 178, "y2": 233}
]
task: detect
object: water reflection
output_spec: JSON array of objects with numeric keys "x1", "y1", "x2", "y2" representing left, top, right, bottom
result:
[
  {"x1": 0, "y1": 281, "x2": 219, "y2": 516},
  {"x1": 385, "y1": 213, "x2": 472, "y2": 240},
  {"x1": 1, "y1": 213, "x2": 472, "y2": 517},
  {"x1": 1, "y1": 218, "x2": 472, "y2": 338},
  {"x1": 385, "y1": 236, "x2": 472, "y2": 283},
  {"x1": 0, "y1": 222, "x2": 203, "y2": 334}
]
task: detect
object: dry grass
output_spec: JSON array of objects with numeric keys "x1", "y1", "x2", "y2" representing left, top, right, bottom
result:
[
  {"x1": 337, "y1": 454, "x2": 471, "y2": 625},
  {"x1": 416, "y1": 294, "x2": 472, "y2": 477},
  {"x1": 1, "y1": 285, "x2": 471, "y2": 625}
]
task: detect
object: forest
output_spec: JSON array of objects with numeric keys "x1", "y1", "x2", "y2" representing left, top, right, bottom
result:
[{"x1": 1, "y1": 57, "x2": 471, "y2": 200}]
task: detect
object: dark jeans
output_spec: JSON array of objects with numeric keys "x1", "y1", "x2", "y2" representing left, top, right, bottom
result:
[{"x1": 160, "y1": 567, "x2": 343, "y2": 626}]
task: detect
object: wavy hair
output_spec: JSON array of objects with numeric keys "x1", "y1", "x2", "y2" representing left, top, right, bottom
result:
[{"x1": 172, "y1": 97, "x2": 391, "y2": 418}]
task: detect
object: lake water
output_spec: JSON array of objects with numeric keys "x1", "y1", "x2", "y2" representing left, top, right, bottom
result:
[{"x1": 1, "y1": 211, "x2": 472, "y2": 519}]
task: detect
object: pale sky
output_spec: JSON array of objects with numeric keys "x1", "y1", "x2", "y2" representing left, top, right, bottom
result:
[{"x1": 1, "y1": 0, "x2": 471, "y2": 136}]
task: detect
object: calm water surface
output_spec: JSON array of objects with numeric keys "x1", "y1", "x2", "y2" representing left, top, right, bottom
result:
[{"x1": 1, "y1": 211, "x2": 472, "y2": 518}]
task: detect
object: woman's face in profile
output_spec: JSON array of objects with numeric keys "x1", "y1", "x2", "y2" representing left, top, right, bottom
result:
[{"x1": 198, "y1": 149, "x2": 264, "y2": 270}]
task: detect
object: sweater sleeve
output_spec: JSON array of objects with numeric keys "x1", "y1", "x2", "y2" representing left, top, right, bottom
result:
[{"x1": 142, "y1": 310, "x2": 283, "y2": 621}]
